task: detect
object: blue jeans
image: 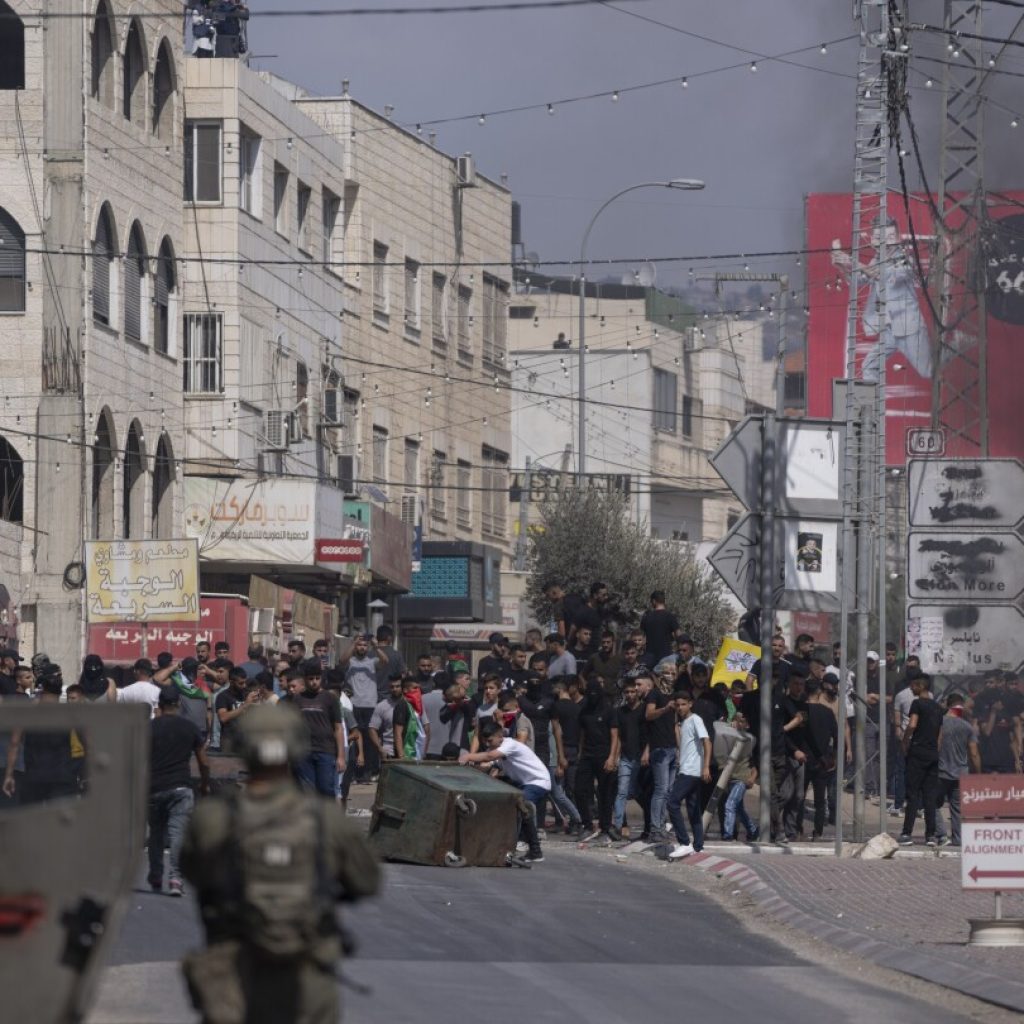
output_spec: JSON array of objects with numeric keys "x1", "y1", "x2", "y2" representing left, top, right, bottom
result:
[
  {"x1": 667, "y1": 773, "x2": 704, "y2": 850},
  {"x1": 147, "y1": 787, "x2": 194, "y2": 885},
  {"x1": 649, "y1": 747, "x2": 677, "y2": 835},
  {"x1": 548, "y1": 766, "x2": 581, "y2": 825},
  {"x1": 723, "y1": 780, "x2": 758, "y2": 839},
  {"x1": 613, "y1": 756, "x2": 640, "y2": 828},
  {"x1": 295, "y1": 751, "x2": 337, "y2": 797}
]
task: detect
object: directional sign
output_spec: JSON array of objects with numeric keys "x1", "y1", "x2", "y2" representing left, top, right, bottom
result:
[
  {"x1": 906, "y1": 603, "x2": 1024, "y2": 674},
  {"x1": 708, "y1": 513, "x2": 762, "y2": 607},
  {"x1": 961, "y1": 822, "x2": 1024, "y2": 891},
  {"x1": 709, "y1": 416, "x2": 764, "y2": 512},
  {"x1": 908, "y1": 459, "x2": 1024, "y2": 529},
  {"x1": 907, "y1": 531, "x2": 1024, "y2": 602}
]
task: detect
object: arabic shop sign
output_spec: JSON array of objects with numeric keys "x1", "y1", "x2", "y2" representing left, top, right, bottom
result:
[
  {"x1": 85, "y1": 539, "x2": 200, "y2": 623},
  {"x1": 184, "y1": 478, "x2": 317, "y2": 565}
]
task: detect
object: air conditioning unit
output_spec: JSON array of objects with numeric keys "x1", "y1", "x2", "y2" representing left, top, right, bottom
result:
[
  {"x1": 264, "y1": 409, "x2": 289, "y2": 450},
  {"x1": 338, "y1": 454, "x2": 358, "y2": 496},
  {"x1": 322, "y1": 388, "x2": 344, "y2": 427},
  {"x1": 400, "y1": 493, "x2": 420, "y2": 526},
  {"x1": 455, "y1": 153, "x2": 477, "y2": 188}
]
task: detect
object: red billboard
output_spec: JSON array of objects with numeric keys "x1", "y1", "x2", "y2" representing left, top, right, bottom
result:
[
  {"x1": 805, "y1": 192, "x2": 1024, "y2": 465},
  {"x1": 315, "y1": 538, "x2": 364, "y2": 563}
]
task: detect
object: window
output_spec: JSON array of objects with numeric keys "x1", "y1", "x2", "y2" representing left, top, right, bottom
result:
[
  {"x1": 682, "y1": 395, "x2": 702, "y2": 443},
  {"x1": 239, "y1": 129, "x2": 262, "y2": 217},
  {"x1": 122, "y1": 19, "x2": 145, "y2": 126},
  {"x1": 184, "y1": 121, "x2": 221, "y2": 202},
  {"x1": 90, "y1": 2, "x2": 114, "y2": 103},
  {"x1": 456, "y1": 460, "x2": 472, "y2": 529},
  {"x1": 404, "y1": 439, "x2": 420, "y2": 491},
  {"x1": 430, "y1": 451, "x2": 446, "y2": 521},
  {"x1": 653, "y1": 368, "x2": 677, "y2": 433},
  {"x1": 296, "y1": 362, "x2": 309, "y2": 437},
  {"x1": 784, "y1": 371, "x2": 806, "y2": 403},
  {"x1": 183, "y1": 313, "x2": 222, "y2": 393},
  {"x1": 152, "y1": 435, "x2": 175, "y2": 539},
  {"x1": 481, "y1": 447, "x2": 508, "y2": 538},
  {"x1": 123, "y1": 422, "x2": 145, "y2": 539},
  {"x1": 1, "y1": 0, "x2": 26, "y2": 90},
  {"x1": 123, "y1": 222, "x2": 147, "y2": 344},
  {"x1": 273, "y1": 163, "x2": 289, "y2": 235},
  {"x1": 372, "y1": 426, "x2": 388, "y2": 484},
  {"x1": 297, "y1": 181, "x2": 312, "y2": 252},
  {"x1": 0, "y1": 436, "x2": 24, "y2": 524},
  {"x1": 152, "y1": 41, "x2": 175, "y2": 140},
  {"x1": 431, "y1": 272, "x2": 447, "y2": 348},
  {"x1": 92, "y1": 207, "x2": 116, "y2": 326},
  {"x1": 456, "y1": 284, "x2": 472, "y2": 360},
  {"x1": 0, "y1": 207, "x2": 26, "y2": 312},
  {"x1": 404, "y1": 258, "x2": 420, "y2": 337},
  {"x1": 322, "y1": 188, "x2": 340, "y2": 270},
  {"x1": 372, "y1": 241, "x2": 389, "y2": 318},
  {"x1": 482, "y1": 274, "x2": 508, "y2": 366}
]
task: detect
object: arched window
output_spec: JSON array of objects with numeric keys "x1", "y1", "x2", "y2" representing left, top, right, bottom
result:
[
  {"x1": 153, "y1": 40, "x2": 176, "y2": 140},
  {"x1": 0, "y1": 206, "x2": 26, "y2": 312},
  {"x1": 0, "y1": 436, "x2": 23, "y2": 524},
  {"x1": 92, "y1": 410, "x2": 116, "y2": 538},
  {"x1": 0, "y1": 1, "x2": 25, "y2": 91},
  {"x1": 122, "y1": 19, "x2": 145, "y2": 125},
  {"x1": 123, "y1": 421, "x2": 146, "y2": 539},
  {"x1": 124, "y1": 222, "x2": 147, "y2": 343},
  {"x1": 90, "y1": 0, "x2": 114, "y2": 106},
  {"x1": 154, "y1": 237, "x2": 176, "y2": 355},
  {"x1": 92, "y1": 206, "x2": 116, "y2": 326},
  {"x1": 152, "y1": 434, "x2": 175, "y2": 539}
]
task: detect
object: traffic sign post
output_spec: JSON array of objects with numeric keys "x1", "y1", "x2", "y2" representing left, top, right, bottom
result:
[{"x1": 961, "y1": 774, "x2": 1024, "y2": 946}]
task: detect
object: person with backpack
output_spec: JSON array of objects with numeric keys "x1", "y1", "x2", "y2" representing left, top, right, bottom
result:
[{"x1": 180, "y1": 704, "x2": 380, "y2": 1024}]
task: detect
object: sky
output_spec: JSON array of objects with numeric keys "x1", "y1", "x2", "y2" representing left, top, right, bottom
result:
[{"x1": 246, "y1": 0, "x2": 1024, "y2": 299}]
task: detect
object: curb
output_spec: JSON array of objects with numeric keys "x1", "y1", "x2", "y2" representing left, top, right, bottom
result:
[{"x1": 678, "y1": 850, "x2": 1024, "y2": 1015}]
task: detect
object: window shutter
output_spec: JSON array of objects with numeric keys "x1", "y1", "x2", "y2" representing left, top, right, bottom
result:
[
  {"x1": 93, "y1": 217, "x2": 110, "y2": 324},
  {"x1": 124, "y1": 232, "x2": 142, "y2": 340},
  {"x1": 0, "y1": 210, "x2": 25, "y2": 312}
]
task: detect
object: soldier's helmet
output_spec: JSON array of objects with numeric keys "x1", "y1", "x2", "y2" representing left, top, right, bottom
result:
[{"x1": 234, "y1": 703, "x2": 309, "y2": 768}]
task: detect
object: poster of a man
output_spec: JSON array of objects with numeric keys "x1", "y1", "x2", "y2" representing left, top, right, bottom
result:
[
  {"x1": 796, "y1": 532, "x2": 823, "y2": 574},
  {"x1": 830, "y1": 216, "x2": 933, "y2": 383}
]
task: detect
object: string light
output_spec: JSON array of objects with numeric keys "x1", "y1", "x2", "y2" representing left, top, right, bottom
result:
[
  {"x1": 478, "y1": 114, "x2": 486, "y2": 125},
  {"x1": 819, "y1": 43, "x2": 827, "y2": 54},
  {"x1": 1012, "y1": 116, "x2": 1020, "y2": 129},
  {"x1": 547, "y1": 103, "x2": 555, "y2": 115},
  {"x1": 749, "y1": 62, "x2": 758, "y2": 72},
  {"x1": 611, "y1": 90, "x2": 619, "y2": 102},
  {"x1": 680, "y1": 77, "x2": 688, "y2": 88}
]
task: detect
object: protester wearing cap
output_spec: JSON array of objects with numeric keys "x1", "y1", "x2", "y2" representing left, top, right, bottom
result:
[
  {"x1": 30, "y1": 652, "x2": 51, "y2": 678},
  {"x1": 545, "y1": 633, "x2": 578, "y2": 680},
  {"x1": 117, "y1": 658, "x2": 163, "y2": 718},
  {"x1": 147, "y1": 686, "x2": 209, "y2": 896},
  {"x1": 477, "y1": 632, "x2": 511, "y2": 683},
  {"x1": 0, "y1": 648, "x2": 20, "y2": 697},
  {"x1": 78, "y1": 654, "x2": 116, "y2": 702}
]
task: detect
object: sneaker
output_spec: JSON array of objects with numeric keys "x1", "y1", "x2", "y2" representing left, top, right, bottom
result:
[
  {"x1": 937, "y1": 835, "x2": 951, "y2": 848},
  {"x1": 925, "y1": 836, "x2": 937, "y2": 848},
  {"x1": 537, "y1": 829, "x2": 547, "y2": 839},
  {"x1": 525, "y1": 850, "x2": 544, "y2": 863},
  {"x1": 168, "y1": 879, "x2": 184, "y2": 898},
  {"x1": 668, "y1": 843, "x2": 695, "y2": 861},
  {"x1": 606, "y1": 825, "x2": 624, "y2": 842},
  {"x1": 581, "y1": 829, "x2": 603, "y2": 843},
  {"x1": 775, "y1": 836, "x2": 790, "y2": 847},
  {"x1": 148, "y1": 878, "x2": 162, "y2": 893},
  {"x1": 898, "y1": 833, "x2": 913, "y2": 846},
  {"x1": 747, "y1": 829, "x2": 760, "y2": 842},
  {"x1": 515, "y1": 840, "x2": 529, "y2": 855}
]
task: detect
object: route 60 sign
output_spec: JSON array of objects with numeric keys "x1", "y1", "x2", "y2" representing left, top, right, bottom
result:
[{"x1": 906, "y1": 428, "x2": 945, "y2": 457}]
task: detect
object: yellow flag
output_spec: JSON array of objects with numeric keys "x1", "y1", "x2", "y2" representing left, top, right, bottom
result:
[{"x1": 711, "y1": 637, "x2": 761, "y2": 689}]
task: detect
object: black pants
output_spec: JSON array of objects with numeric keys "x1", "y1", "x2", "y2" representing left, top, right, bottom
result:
[
  {"x1": 902, "y1": 752, "x2": 939, "y2": 839},
  {"x1": 575, "y1": 753, "x2": 615, "y2": 832},
  {"x1": 352, "y1": 706, "x2": 378, "y2": 781},
  {"x1": 804, "y1": 763, "x2": 829, "y2": 836}
]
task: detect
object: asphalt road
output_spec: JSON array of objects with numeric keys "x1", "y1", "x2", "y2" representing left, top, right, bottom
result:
[{"x1": 89, "y1": 847, "x2": 978, "y2": 1024}]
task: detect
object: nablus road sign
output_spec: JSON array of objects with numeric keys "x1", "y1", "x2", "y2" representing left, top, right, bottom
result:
[{"x1": 907, "y1": 603, "x2": 1024, "y2": 674}]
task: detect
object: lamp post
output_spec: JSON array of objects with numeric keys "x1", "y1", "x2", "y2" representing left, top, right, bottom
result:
[{"x1": 576, "y1": 178, "x2": 705, "y2": 479}]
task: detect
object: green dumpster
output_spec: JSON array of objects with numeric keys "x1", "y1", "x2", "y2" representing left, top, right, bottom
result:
[{"x1": 367, "y1": 762, "x2": 521, "y2": 867}]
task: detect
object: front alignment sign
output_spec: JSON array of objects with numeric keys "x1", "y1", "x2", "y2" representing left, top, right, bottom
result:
[{"x1": 961, "y1": 822, "x2": 1024, "y2": 891}]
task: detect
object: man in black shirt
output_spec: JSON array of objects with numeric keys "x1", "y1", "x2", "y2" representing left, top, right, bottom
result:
[
  {"x1": 569, "y1": 582, "x2": 609, "y2": 645},
  {"x1": 645, "y1": 675, "x2": 678, "y2": 840},
  {"x1": 610, "y1": 677, "x2": 645, "y2": 838},
  {"x1": 575, "y1": 680, "x2": 616, "y2": 841},
  {"x1": 804, "y1": 679, "x2": 837, "y2": 840},
  {"x1": 586, "y1": 631, "x2": 622, "y2": 694},
  {"x1": 214, "y1": 666, "x2": 256, "y2": 753},
  {"x1": 505, "y1": 645, "x2": 532, "y2": 691},
  {"x1": 413, "y1": 653, "x2": 439, "y2": 693},
  {"x1": 148, "y1": 687, "x2": 210, "y2": 895},
  {"x1": 285, "y1": 661, "x2": 345, "y2": 797},
  {"x1": 552, "y1": 677, "x2": 585, "y2": 823},
  {"x1": 477, "y1": 633, "x2": 511, "y2": 683},
  {"x1": 569, "y1": 625, "x2": 598, "y2": 666},
  {"x1": 0, "y1": 647, "x2": 20, "y2": 696},
  {"x1": 900, "y1": 674, "x2": 945, "y2": 846},
  {"x1": 640, "y1": 590, "x2": 680, "y2": 663},
  {"x1": 770, "y1": 672, "x2": 809, "y2": 843}
]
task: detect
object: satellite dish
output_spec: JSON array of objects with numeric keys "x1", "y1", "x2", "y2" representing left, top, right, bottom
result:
[{"x1": 637, "y1": 262, "x2": 657, "y2": 287}]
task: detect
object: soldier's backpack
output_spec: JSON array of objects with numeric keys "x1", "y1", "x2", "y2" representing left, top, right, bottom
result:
[{"x1": 225, "y1": 794, "x2": 338, "y2": 959}]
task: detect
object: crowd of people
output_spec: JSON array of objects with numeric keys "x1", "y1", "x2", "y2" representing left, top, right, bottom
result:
[{"x1": 2, "y1": 580, "x2": 1022, "y2": 874}]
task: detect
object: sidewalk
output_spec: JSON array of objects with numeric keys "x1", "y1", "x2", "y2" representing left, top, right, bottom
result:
[{"x1": 665, "y1": 850, "x2": 1024, "y2": 1014}]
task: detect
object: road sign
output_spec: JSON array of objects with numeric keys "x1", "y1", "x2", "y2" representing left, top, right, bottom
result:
[
  {"x1": 908, "y1": 458, "x2": 1024, "y2": 529},
  {"x1": 709, "y1": 416, "x2": 764, "y2": 512},
  {"x1": 907, "y1": 531, "x2": 1024, "y2": 602},
  {"x1": 962, "y1": 776, "x2": 1024, "y2": 820},
  {"x1": 708, "y1": 513, "x2": 762, "y2": 607},
  {"x1": 961, "y1": 822, "x2": 1024, "y2": 891},
  {"x1": 906, "y1": 428, "x2": 946, "y2": 457},
  {"x1": 906, "y1": 603, "x2": 1024, "y2": 674}
]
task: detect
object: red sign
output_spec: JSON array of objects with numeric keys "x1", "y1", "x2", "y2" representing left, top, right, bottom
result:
[
  {"x1": 87, "y1": 596, "x2": 249, "y2": 663},
  {"x1": 316, "y1": 538, "x2": 364, "y2": 563},
  {"x1": 961, "y1": 775, "x2": 1024, "y2": 820},
  {"x1": 805, "y1": 192, "x2": 1024, "y2": 466}
]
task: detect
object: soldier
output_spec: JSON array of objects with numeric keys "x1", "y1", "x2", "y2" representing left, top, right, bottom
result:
[{"x1": 180, "y1": 704, "x2": 380, "y2": 1024}]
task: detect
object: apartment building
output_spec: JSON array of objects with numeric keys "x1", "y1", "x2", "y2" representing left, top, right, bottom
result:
[{"x1": 0, "y1": 1, "x2": 188, "y2": 670}]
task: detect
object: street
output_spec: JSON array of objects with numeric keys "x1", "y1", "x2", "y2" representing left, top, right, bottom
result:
[{"x1": 89, "y1": 846, "x2": 982, "y2": 1024}]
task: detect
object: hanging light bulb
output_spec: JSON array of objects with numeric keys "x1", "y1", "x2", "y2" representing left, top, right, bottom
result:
[
  {"x1": 1012, "y1": 116, "x2": 1020, "y2": 129},
  {"x1": 819, "y1": 43, "x2": 827, "y2": 54},
  {"x1": 988, "y1": 54, "x2": 996, "y2": 68},
  {"x1": 478, "y1": 114, "x2": 486, "y2": 125},
  {"x1": 547, "y1": 103, "x2": 555, "y2": 115},
  {"x1": 925, "y1": 78, "x2": 933, "y2": 88},
  {"x1": 680, "y1": 77, "x2": 688, "y2": 88},
  {"x1": 611, "y1": 90, "x2": 619, "y2": 102},
  {"x1": 749, "y1": 61, "x2": 758, "y2": 72}
]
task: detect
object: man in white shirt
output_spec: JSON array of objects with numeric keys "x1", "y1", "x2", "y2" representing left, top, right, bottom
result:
[
  {"x1": 666, "y1": 690, "x2": 711, "y2": 860},
  {"x1": 117, "y1": 658, "x2": 162, "y2": 718},
  {"x1": 460, "y1": 720, "x2": 550, "y2": 862}
]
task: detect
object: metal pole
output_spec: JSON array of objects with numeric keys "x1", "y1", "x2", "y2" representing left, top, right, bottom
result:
[
  {"x1": 514, "y1": 456, "x2": 532, "y2": 572},
  {"x1": 854, "y1": 403, "x2": 871, "y2": 840},
  {"x1": 758, "y1": 412, "x2": 776, "y2": 841},
  {"x1": 876, "y1": 206, "x2": 889, "y2": 838},
  {"x1": 776, "y1": 277, "x2": 789, "y2": 418},
  {"x1": 577, "y1": 268, "x2": 586, "y2": 480}
]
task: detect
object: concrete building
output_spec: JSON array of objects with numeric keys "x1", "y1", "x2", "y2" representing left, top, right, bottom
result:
[{"x1": 0, "y1": 0, "x2": 188, "y2": 671}]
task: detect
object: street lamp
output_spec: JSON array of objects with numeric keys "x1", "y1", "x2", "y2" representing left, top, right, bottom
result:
[{"x1": 577, "y1": 178, "x2": 705, "y2": 479}]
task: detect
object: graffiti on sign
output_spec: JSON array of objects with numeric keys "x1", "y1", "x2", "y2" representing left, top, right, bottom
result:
[{"x1": 907, "y1": 532, "x2": 1024, "y2": 601}]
